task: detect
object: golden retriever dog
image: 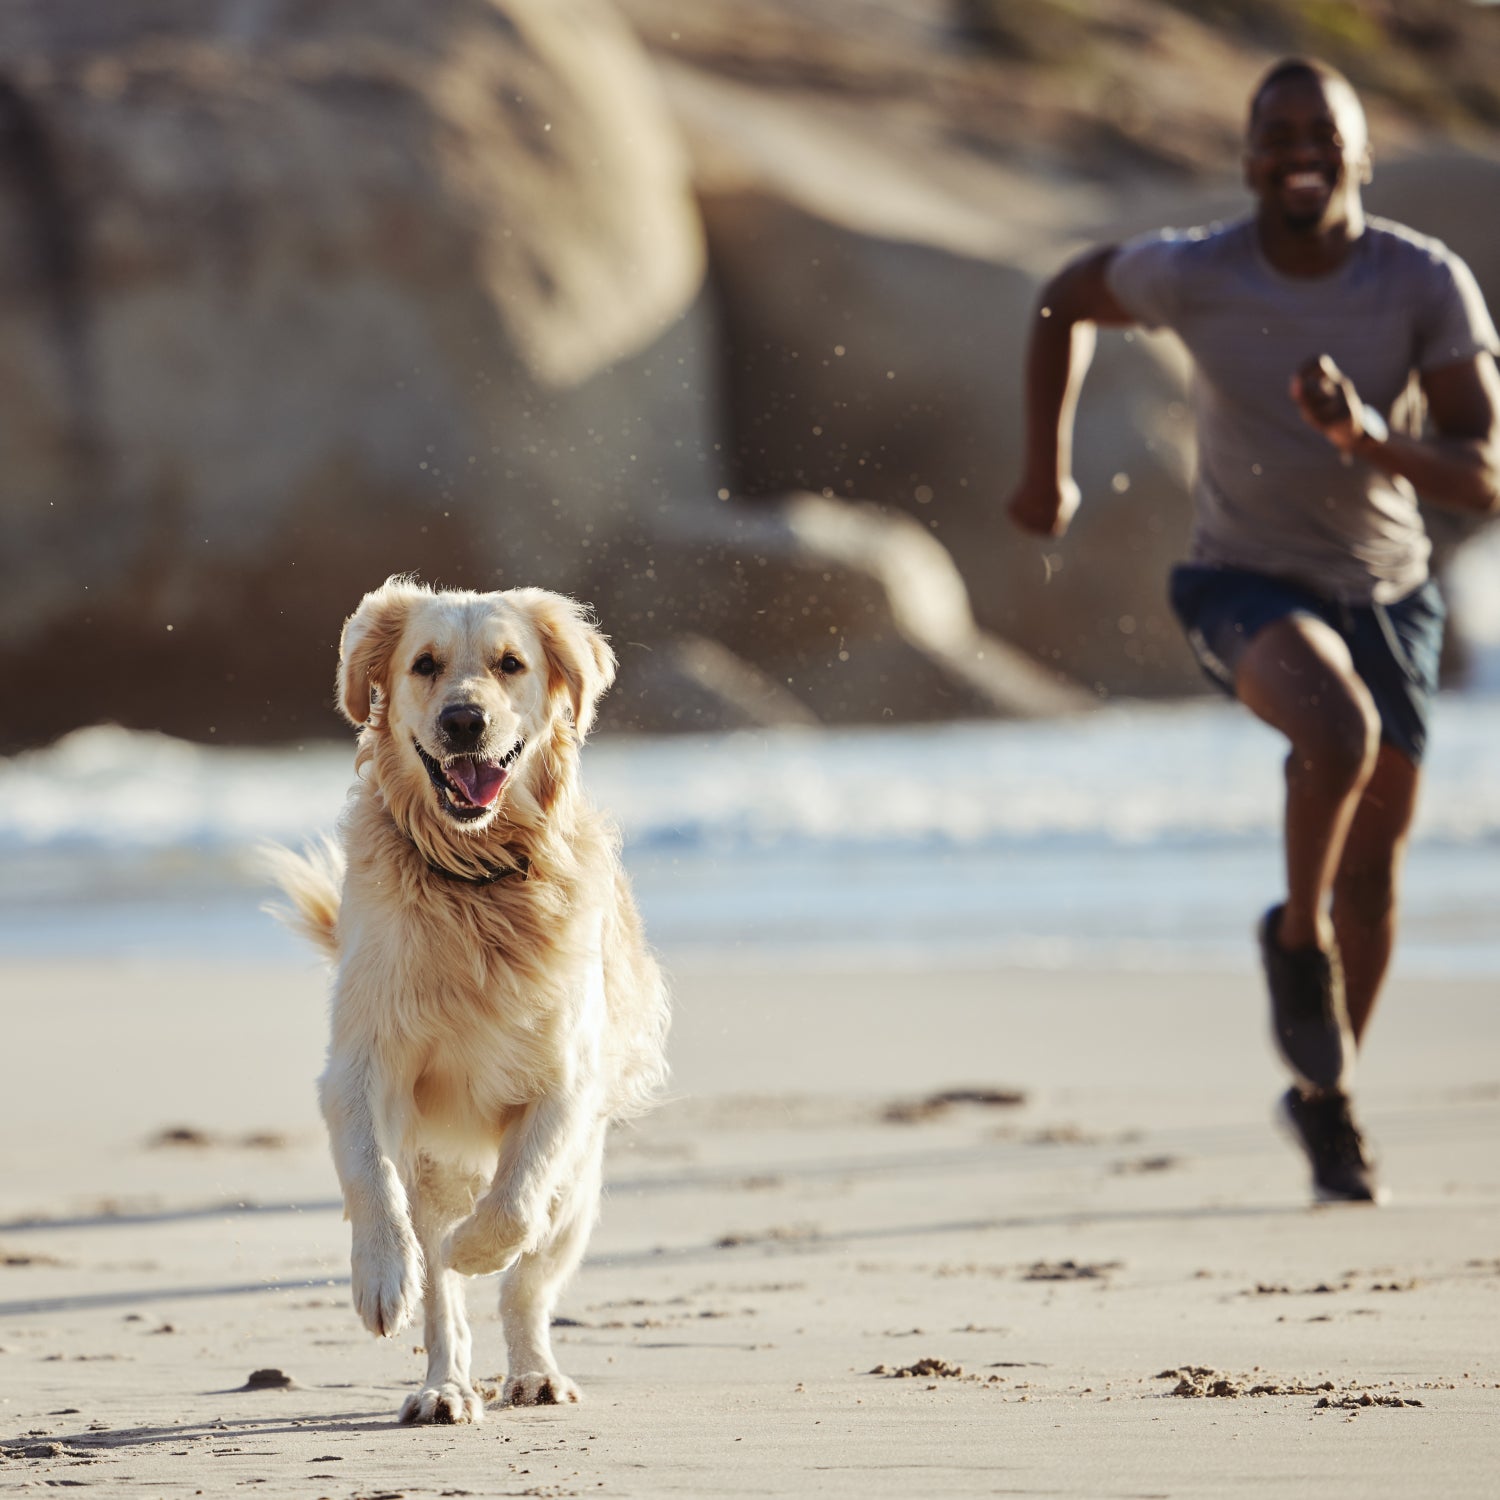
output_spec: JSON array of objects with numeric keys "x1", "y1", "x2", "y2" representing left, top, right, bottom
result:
[{"x1": 269, "y1": 576, "x2": 668, "y2": 1423}]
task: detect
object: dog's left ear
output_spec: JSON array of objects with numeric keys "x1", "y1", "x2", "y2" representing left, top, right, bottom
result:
[{"x1": 509, "y1": 589, "x2": 617, "y2": 740}]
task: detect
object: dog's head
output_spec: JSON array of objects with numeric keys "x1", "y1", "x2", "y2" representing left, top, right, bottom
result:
[{"x1": 337, "y1": 577, "x2": 616, "y2": 836}]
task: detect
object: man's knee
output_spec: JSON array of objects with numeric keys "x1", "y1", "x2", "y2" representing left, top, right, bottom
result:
[
  {"x1": 1237, "y1": 617, "x2": 1382, "y2": 787},
  {"x1": 1286, "y1": 688, "x2": 1381, "y2": 790}
]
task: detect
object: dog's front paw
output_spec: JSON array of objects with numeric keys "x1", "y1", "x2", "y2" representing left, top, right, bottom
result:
[
  {"x1": 399, "y1": 1381, "x2": 485, "y2": 1425},
  {"x1": 506, "y1": 1371, "x2": 581, "y2": 1406},
  {"x1": 350, "y1": 1223, "x2": 422, "y2": 1337},
  {"x1": 444, "y1": 1204, "x2": 530, "y2": 1278}
]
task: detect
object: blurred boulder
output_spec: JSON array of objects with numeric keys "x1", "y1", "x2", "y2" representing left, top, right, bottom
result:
[
  {"x1": 602, "y1": 491, "x2": 1092, "y2": 733},
  {"x1": 701, "y1": 188, "x2": 1204, "y2": 699},
  {"x1": 611, "y1": 632, "x2": 822, "y2": 734},
  {"x1": 0, "y1": 0, "x2": 716, "y2": 749}
]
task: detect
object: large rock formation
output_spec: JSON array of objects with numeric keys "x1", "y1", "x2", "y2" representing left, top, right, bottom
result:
[
  {"x1": 0, "y1": 0, "x2": 1102, "y2": 750},
  {"x1": 0, "y1": 0, "x2": 718, "y2": 747}
]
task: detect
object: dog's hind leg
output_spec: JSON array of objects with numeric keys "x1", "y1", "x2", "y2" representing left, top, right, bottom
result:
[
  {"x1": 399, "y1": 1156, "x2": 487, "y2": 1425},
  {"x1": 319, "y1": 1056, "x2": 423, "y2": 1339},
  {"x1": 498, "y1": 1124, "x2": 606, "y2": 1406}
]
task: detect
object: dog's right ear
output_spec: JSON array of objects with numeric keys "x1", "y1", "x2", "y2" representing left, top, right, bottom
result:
[{"x1": 337, "y1": 576, "x2": 426, "y2": 728}]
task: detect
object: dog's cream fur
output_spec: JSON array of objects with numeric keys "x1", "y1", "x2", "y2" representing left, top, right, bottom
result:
[{"x1": 269, "y1": 577, "x2": 668, "y2": 1423}]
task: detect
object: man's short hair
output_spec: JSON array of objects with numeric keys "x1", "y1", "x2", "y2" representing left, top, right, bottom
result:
[{"x1": 1247, "y1": 57, "x2": 1364, "y2": 136}]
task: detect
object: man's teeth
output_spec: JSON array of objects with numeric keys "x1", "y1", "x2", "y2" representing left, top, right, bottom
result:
[{"x1": 1285, "y1": 172, "x2": 1325, "y2": 189}]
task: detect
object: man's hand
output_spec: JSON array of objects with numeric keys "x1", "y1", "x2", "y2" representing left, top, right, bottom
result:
[
  {"x1": 1007, "y1": 473, "x2": 1081, "y2": 537},
  {"x1": 1291, "y1": 354, "x2": 1369, "y2": 454}
]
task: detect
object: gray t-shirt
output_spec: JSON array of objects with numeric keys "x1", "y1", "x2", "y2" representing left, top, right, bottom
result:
[{"x1": 1106, "y1": 215, "x2": 1499, "y2": 603}]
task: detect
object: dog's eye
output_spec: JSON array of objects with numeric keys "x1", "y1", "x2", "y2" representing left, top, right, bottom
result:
[
  {"x1": 413, "y1": 653, "x2": 439, "y2": 677},
  {"x1": 498, "y1": 653, "x2": 525, "y2": 676}
]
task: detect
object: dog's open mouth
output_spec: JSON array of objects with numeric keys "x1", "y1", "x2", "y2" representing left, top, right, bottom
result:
[{"x1": 414, "y1": 739, "x2": 524, "y2": 820}]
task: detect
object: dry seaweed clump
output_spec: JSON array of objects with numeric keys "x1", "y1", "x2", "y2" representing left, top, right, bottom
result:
[
  {"x1": 867, "y1": 1357, "x2": 1017, "y2": 1389},
  {"x1": 880, "y1": 1088, "x2": 1027, "y2": 1124},
  {"x1": 1156, "y1": 1367, "x2": 1423, "y2": 1406},
  {"x1": 1316, "y1": 1392, "x2": 1425, "y2": 1409},
  {"x1": 870, "y1": 1357, "x2": 966, "y2": 1379},
  {"x1": 1023, "y1": 1259, "x2": 1120, "y2": 1282},
  {"x1": 1159, "y1": 1366, "x2": 1336, "y2": 1398}
]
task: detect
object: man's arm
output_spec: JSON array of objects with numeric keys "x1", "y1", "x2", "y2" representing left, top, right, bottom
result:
[
  {"x1": 1007, "y1": 246, "x2": 1138, "y2": 537},
  {"x1": 1292, "y1": 351, "x2": 1500, "y2": 514}
]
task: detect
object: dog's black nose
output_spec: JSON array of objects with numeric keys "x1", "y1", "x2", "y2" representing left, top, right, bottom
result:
[{"x1": 439, "y1": 703, "x2": 488, "y2": 750}]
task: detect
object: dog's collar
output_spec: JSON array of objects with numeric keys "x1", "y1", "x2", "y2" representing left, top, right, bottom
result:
[{"x1": 422, "y1": 852, "x2": 531, "y2": 886}]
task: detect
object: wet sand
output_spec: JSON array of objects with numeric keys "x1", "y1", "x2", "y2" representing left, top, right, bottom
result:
[{"x1": 1, "y1": 956, "x2": 1498, "y2": 1497}]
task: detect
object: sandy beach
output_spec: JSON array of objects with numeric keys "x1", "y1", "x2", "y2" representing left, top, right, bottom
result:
[{"x1": 2, "y1": 951, "x2": 1498, "y2": 1498}]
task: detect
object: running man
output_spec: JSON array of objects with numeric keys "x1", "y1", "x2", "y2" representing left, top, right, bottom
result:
[{"x1": 1007, "y1": 58, "x2": 1500, "y2": 1201}]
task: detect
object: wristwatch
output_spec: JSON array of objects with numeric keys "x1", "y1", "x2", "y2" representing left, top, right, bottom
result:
[{"x1": 1358, "y1": 403, "x2": 1390, "y2": 446}]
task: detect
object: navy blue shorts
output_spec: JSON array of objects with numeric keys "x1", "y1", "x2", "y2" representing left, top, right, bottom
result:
[{"x1": 1168, "y1": 564, "x2": 1446, "y2": 765}]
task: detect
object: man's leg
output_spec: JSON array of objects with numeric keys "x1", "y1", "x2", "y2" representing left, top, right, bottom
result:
[
  {"x1": 1272, "y1": 746, "x2": 1420, "y2": 1206},
  {"x1": 1234, "y1": 614, "x2": 1382, "y2": 954},
  {"x1": 1332, "y1": 744, "x2": 1420, "y2": 1046},
  {"x1": 1232, "y1": 615, "x2": 1402, "y2": 1202}
]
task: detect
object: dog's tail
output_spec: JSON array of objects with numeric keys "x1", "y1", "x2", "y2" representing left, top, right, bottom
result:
[{"x1": 261, "y1": 836, "x2": 344, "y2": 961}]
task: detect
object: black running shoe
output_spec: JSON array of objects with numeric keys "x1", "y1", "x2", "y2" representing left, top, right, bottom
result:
[
  {"x1": 1258, "y1": 905, "x2": 1353, "y2": 1092},
  {"x1": 1278, "y1": 1087, "x2": 1386, "y2": 1204}
]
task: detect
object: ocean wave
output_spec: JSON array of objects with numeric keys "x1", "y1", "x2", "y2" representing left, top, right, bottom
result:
[
  {"x1": 3, "y1": 696, "x2": 1498, "y2": 864},
  {"x1": 3, "y1": 700, "x2": 1497, "y2": 974}
]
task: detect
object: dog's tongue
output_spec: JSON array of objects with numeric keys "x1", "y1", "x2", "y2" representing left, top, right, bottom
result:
[{"x1": 447, "y1": 757, "x2": 507, "y2": 808}]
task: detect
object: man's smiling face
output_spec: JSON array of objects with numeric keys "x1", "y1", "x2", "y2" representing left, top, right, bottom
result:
[{"x1": 1245, "y1": 72, "x2": 1370, "y2": 236}]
